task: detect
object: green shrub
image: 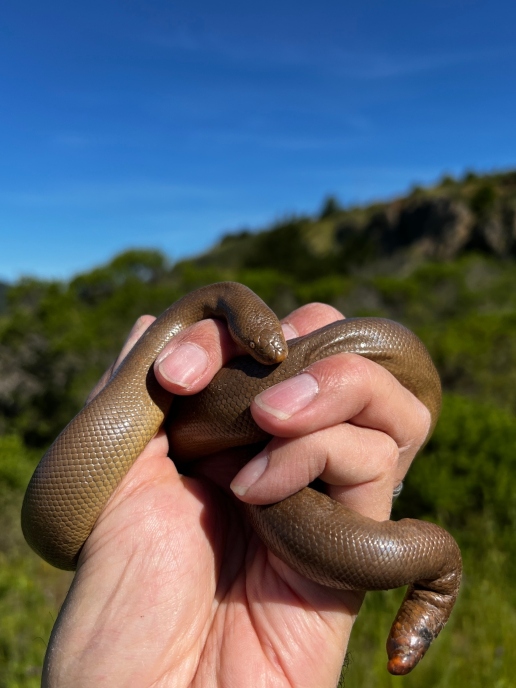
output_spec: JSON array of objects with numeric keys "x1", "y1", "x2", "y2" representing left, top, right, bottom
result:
[
  {"x1": 470, "y1": 183, "x2": 497, "y2": 216},
  {"x1": 397, "y1": 394, "x2": 516, "y2": 534}
]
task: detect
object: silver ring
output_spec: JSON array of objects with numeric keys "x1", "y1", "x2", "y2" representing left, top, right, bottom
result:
[{"x1": 392, "y1": 482, "x2": 403, "y2": 500}]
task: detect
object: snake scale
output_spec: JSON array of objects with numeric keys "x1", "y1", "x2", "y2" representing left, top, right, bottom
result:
[{"x1": 21, "y1": 282, "x2": 462, "y2": 675}]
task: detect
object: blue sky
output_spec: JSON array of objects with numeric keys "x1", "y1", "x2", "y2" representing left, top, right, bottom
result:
[{"x1": 1, "y1": 0, "x2": 515, "y2": 283}]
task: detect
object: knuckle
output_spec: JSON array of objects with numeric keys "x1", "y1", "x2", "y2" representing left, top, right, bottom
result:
[
  {"x1": 379, "y1": 434, "x2": 400, "y2": 472},
  {"x1": 403, "y1": 397, "x2": 432, "y2": 451},
  {"x1": 269, "y1": 435, "x2": 321, "y2": 492},
  {"x1": 322, "y1": 352, "x2": 373, "y2": 390},
  {"x1": 416, "y1": 401, "x2": 432, "y2": 439}
]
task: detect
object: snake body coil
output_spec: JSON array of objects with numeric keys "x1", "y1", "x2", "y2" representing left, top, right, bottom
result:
[{"x1": 21, "y1": 282, "x2": 461, "y2": 675}]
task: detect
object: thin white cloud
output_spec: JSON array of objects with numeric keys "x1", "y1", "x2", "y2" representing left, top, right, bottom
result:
[
  {"x1": 329, "y1": 47, "x2": 510, "y2": 79},
  {"x1": 142, "y1": 21, "x2": 513, "y2": 81},
  {"x1": 52, "y1": 133, "x2": 94, "y2": 148},
  {"x1": 0, "y1": 181, "x2": 226, "y2": 209}
]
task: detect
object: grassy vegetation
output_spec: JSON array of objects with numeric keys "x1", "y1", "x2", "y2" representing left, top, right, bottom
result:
[
  {"x1": 0, "y1": 436, "x2": 72, "y2": 688},
  {"x1": 2, "y1": 171, "x2": 516, "y2": 685}
]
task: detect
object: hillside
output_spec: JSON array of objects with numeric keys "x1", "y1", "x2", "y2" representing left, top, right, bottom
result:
[
  {"x1": 1, "y1": 169, "x2": 516, "y2": 687},
  {"x1": 189, "y1": 168, "x2": 516, "y2": 277}
]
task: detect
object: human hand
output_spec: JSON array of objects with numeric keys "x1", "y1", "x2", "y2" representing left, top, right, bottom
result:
[{"x1": 42, "y1": 303, "x2": 430, "y2": 688}]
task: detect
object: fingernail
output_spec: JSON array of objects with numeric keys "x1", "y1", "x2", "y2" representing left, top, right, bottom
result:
[
  {"x1": 157, "y1": 343, "x2": 209, "y2": 388},
  {"x1": 254, "y1": 373, "x2": 319, "y2": 420},
  {"x1": 230, "y1": 449, "x2": 268, "y2": 496},
  {"x1": 282, "y1": 323, "x2": 298, "y2": 340}
]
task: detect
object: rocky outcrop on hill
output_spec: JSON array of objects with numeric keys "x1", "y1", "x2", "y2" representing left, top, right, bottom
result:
[
  {"x1": 334, "y1": 174, "x2": 516, "y2": 262},
  {"x1": 353, "y1": 198, "x2": 514, "y2": 259},
  {"x1": 185, "y1": 170, "x2": 516, "y2": 278}
]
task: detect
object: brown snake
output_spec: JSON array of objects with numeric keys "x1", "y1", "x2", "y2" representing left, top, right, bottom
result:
[{"x1": 21, "y1": 282, "x2": 462, "y2": 675}]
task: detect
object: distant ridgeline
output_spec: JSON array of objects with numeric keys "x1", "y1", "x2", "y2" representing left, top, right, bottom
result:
[{"x1": 194, "y1": 169, "x2": 516, "y2": 278}]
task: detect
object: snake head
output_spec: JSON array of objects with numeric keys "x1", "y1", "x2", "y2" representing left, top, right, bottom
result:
[{"x1": 249, "y1": 328, "x2": 288, "y2": 365}]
